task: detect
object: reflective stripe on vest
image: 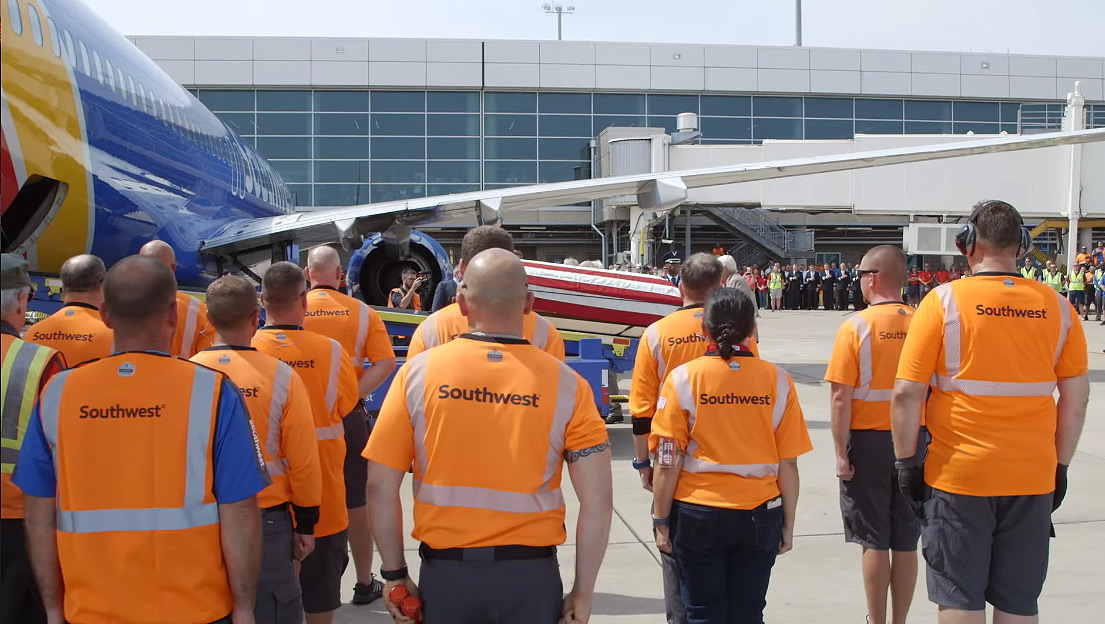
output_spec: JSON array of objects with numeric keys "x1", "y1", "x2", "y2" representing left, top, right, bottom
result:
[
  {"x1": 405, "y1": 355, "x2": 576, "y2": 514},
  {"x1": 532, "y1": 315, "x2": 551, "y2": 350},
  {"x1": 1069, "y1": 272, "x2": 1086, "y2": 291},
  {"x1": 179, "y1": 297, "x2": 201, "y2": 358},
  {"x1": 846, "y1": 315, "x2": 894, "y2": 403},
  {"x1": 645, "y1": 323, "x2": 667, "y2": 381},
  {"x1": 933, "y1": 285, "x2": 1065, "y2": 397},
  {"x1": 1, "y1": 340, "x2": 55, "y2": 473},
  {"x1": 769, "y1": 273, "x2": 782, "y2": 289},
  {"x1": 323, "y1": 339, "x2": 342, "y2": 414},
  {"x1": 265, "y1": 363, "x2": 293, "y2": 477},
  {"x1": 673, "y1": 363, "x2": 790, "y2": 478},
  {"x1": 41, "y1": 367, "x2": 220, "y2": 533},
  {"x1": 354, "y1": 302, "x2": 369, "y2": 365},
  {"x1": 1021, "y1": 267, "x2": 1037, "y2": 280},
  {"x1": 420, "y1": 315, "x2": 440, "y2": 350},
  {"x1": 316, "y1": 423, "x2": 345, "y2": 441}
]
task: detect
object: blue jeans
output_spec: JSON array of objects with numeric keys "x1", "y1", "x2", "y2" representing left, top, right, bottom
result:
[
  {"x1": 672, "y1": 500, "x2": 782, "y2": 624},
  {"x1": 757, "y1": 291, "x2": 767, "y2": 309}
]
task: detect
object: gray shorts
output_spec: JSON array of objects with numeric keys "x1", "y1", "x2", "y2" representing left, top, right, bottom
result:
[
  {"x1": 840, "y1": 430, "x2": 920, "y2": 552},
  {"x1": 256, "y1": 507, "x2": 303, "y2": 624},
  {"x1": 419, "y1": 552, "x2": 563, "y2": 624},
  {"x1": 300, "y1": 529, "x2": 349, "y2": 614},
  {"x1": 922, "y1": 488, "x2": 1052, "y2": 616},
  {"x1": 770, "y1": 289, "x2": 782, "y2": 300}
]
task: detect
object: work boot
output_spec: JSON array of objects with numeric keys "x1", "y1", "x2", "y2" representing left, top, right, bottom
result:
[{"x1": 352, "y1": 576, "x2": 384, "y2": 605}]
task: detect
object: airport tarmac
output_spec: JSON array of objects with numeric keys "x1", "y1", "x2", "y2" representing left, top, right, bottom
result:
[{"x1": 335, "y1": 309, "x2": 1105, "y2": 623}]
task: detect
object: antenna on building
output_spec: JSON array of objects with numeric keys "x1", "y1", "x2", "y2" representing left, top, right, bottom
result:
[{"x1": 541, "y1": 4, "x2": 576, "y2": 41}]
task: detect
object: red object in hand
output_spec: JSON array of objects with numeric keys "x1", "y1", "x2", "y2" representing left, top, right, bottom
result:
[{"x1": 389, "y1": 585, "x2": 423, "y2": 622}]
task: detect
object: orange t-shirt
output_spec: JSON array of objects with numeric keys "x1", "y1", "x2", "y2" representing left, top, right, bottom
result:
[
  {"x1": 364, "y1": 335, "x2": 607, "y2": 549},
  {"x1": 387, "y1": 287, "x2": 422, "y2": 311},
  {"x1": 650, "y1": 354, "x2": 813, "y2": 509},
  {"x1": 825, "y1": 302, "x2": 918, "y2": 431},
  {"x1": 304, "y1": 286, "x2": 395, "y2": 375},
  {"x1": 191, "y1": 346, "x2": 322, "y2": 512},
  {"x1": 896, "y1": 275, "x2": 1088, "y2": 496},
  {"x1": 26, "y1": 303, "x2": 114, "y2": 366},
  {"x1": 252, "y1": 326, "x2": 359, "y2": 536},
  {"x1": 407, "y1": 303, "x2": 566, "y2": 361},
  {"x1": 171, "y1": 292, "x2": 214, "y2": 359}
]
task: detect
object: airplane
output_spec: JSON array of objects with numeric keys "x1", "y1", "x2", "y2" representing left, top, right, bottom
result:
[{"x1": 5, "y1": 0, "x2": 1105, "y2": 314}]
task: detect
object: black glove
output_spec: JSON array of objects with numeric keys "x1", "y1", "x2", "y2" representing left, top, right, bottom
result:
[
  {"x1": 1053, "y1": 464, "x2": 1069, "y2": 512},
  {"x1": 894, "y1": 456, "x2": 926, "y2": 518}
]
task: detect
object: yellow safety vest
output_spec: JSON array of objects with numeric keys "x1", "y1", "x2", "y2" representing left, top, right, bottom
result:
[
  {"x1": 1, "y1": 336, "x2": 57, "y2": 476},
  {"x1": 1042, "y1": 270, "x2": 1063, "y2": 292},
  {"x1": 1068, "y1": 270, "x2": 1086, "y2": 291},
  {"x1": 768, "y1": 272, "x2": 783, "y2": 290},
  {"x1": 1020, "y1": 267, "x2": 1038, "y2": 280}
]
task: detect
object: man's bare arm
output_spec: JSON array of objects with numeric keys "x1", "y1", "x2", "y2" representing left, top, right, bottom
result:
[
  {"x1": 24, "y1": 494, "x2": 65, "y2": 622},
  {"x1": 829, "y1": 383, "x2": 854, "y2": 476},
  {"x1": 366, "y1": 461, "x2": 407, "y2": 570},
  {"x1": 219, "y1": 497, "x2": 262, "y2": 621},
  {"x1": 564, "y1": 442, "x2": 613, "y2": 601},
  {"x1": 359, "y1": 358, "x2": 396, "y2": 397},
  {"x1": 890, "y1": 379, "x2": 927, "y2": 459},
  {"x1": 1056, "y1": 374, "x2": 1090, "y2": 465}
]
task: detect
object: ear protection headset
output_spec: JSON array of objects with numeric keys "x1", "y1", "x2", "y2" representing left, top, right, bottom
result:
[{"x1": 954, "y1": 200, "x2": 1032, "y2": 258}]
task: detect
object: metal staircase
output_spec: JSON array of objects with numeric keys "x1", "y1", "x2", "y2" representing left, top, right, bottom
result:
[{"x1": 699, "y1": 206, "x2": 814, "y2": 266}]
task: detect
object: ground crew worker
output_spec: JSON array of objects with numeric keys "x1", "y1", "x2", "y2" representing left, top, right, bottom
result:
[
  {"x1": 138, "y1": 240, "x2": 214, "y2": 357},
  {"x1": 191, "y1": 275, "x2": 323, "y2": 624},
  {"x1": 825, "y1": 246, "x2": 922, "y2": 624},
  {"x1": 387, "y1": 268, "x2": 424, "y2": 310},
  {"x1": 892, "y1": 200, "x2": 1090, "y2": 624},
  {"x1": 253, "y1": 261, "x2": 360, "y2": 624},
  {"x1": 768, "y1": 263, "x2": 784, "y2": 312},
  {"x1": 1042, "y1": 260, "x2": 1064, "y2": 294},
  {"x1": 1075, "y1": 245, "x2": 1092, "y2": 266},
  {"x1": 13, "y1": 255, "x2": 269, "y2": 624},
  {"x1": 408, "y1": 226, "x2": 565, "y2": 360},
  {"x1": 1, "y1": 255, "x2": 66, "y2": 624},
  {"x1": 1067, "y1": 262, "x2": 1088, "y2": 321},
  {"x1": 364, "y1": 248, "x2": 612, "y2": 624},
  {"x1": 650, "y1": 287, "x2": 812, "y2": 622},
  {"x1": 1094, "y1": 265, "x2": 1105, "y2": 323},
  {"x1": 1021, "y1": 257, "x2": 1040, "y2": 281},
  {"x1": 303, "y1": 245, "x2": 396, "y2": 605},
  {"x1": 25, "y1": 255, "x2": 113, "y2": 365},
  {"x1": 630, "y1": 253, "x2": 760, "y2": 624}
]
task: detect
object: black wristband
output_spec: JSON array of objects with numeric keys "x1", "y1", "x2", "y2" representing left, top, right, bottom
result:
[
  {"x1": 631, "y1": 416, "x2": 653, "y2": 436},
  {"x1": 291, "y1": 505, "x2": 320, "y2": 535},
  {"x1": 894, "y1": 455, "x2": 920, "y2": 470},
  {"x1": 380, "y1": 565, "x2": 409, "y2": 582}
]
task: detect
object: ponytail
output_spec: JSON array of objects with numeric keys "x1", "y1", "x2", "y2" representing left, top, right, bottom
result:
[{"x1": 703, "y1": 288, "x2": 756, "y2": 360}]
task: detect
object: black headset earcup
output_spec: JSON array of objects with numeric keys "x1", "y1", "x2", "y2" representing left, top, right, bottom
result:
[
  {"x1": 1019, "y1": 226, "x2": 1032, "y2": 257},
  {"x1": 955, "y1": 224, "x2": 973, "y2": 256}
]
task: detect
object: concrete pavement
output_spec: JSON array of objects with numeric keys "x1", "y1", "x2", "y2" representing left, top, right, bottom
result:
[{"x1": 335, "y1": 309, "x2": 1105, "y2": 623}]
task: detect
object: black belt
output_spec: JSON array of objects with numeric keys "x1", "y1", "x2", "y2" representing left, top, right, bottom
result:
[{"x1": 419, "y1": 543, "x2": 555, "y2": 562}]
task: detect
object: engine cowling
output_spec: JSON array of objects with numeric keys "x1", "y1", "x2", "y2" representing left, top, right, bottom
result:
[{"x1": 346, "y1": 230, "x2": 453, "y2": 310}]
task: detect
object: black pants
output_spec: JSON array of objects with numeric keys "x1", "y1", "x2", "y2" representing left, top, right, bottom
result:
[
  {"x1": 1, "y1": 518, "x2": 45, "y2": 624},
  {"x1": 419, "y1": 548, "x2": 563, "y2": 624},
  {"x1": 805, "y1": 284, "x2": 820, "y2": 309},
  {"x1": 256, "y1": 507, "x2": 303, "y2": 624},
  {"x1": 835, "y1": 285, "x2": 849, "y2": 310}
]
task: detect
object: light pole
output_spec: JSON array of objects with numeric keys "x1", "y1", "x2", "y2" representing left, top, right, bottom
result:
[{"x1": 541, "y1": 3, "x2": 575, "y2": 41}]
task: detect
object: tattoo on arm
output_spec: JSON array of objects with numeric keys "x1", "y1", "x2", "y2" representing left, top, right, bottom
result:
[{"x1": 564, "y1": 441, "x2": 610, "y2": 463}]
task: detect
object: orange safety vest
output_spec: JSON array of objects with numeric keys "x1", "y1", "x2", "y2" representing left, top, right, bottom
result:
[
  {"x1": 191, "y1": 347, "x2": 322, "y2": 511},
  {"x1": 408, "y1": 303, "x2": 566, "y2": 361},
  {"x1": 170, "y1": 292, "x2": 214, "y2": 358},
  {"x1": 25, "y1": 303, "x2": 114, "y2": 365},
  {"x1": 37, "y1": 353, "x2": 233, "y2": 623},
  {"x1": 304, "y1": 286, "x2": 395, "y2": 374},
  {"x1": 363, "y1": 335, "x2": 607, "y2": 549}
]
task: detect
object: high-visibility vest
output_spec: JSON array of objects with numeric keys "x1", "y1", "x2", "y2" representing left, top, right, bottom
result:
[
  {"x1": 1096, "y1": 269, "x2": 1105, "y2": 291},
  {"x1": 768, "y1": 272, "x2": 783, "y2": 290},
  {"x1": 1068, "y1": 271, "x2": 1086, "y2": 291},
  {"x1": 1043, "y1": 269, "x2": 1063, "y2": 292},
  {"x1": 1, "y1": 335, "x2": 58, "y2": 519},
  {"x1": 38, "y1": 354, "x2": 234, "y2": 622},
  {"x1": 1020, "y1": 267, "x2": 1038, "y2": 280}
]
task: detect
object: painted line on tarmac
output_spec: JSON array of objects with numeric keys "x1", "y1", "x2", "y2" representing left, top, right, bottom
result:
[{"x1": 613, "y1": 505, "x2": 661, "y2": 566}]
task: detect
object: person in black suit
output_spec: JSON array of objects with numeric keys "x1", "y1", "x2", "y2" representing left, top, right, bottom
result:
[
  {"x1": 804, "y1": 265, "x2": 821, "y2": 310},
  {"x1": 835, "y1": 262, "x2": 852, "y2": 311},
  {"x1": 821, "y1": 263, "x2": 837, "y2": 310},
  {"x1": 790, "y1": 264, "x2": 804, "y2": 310}
]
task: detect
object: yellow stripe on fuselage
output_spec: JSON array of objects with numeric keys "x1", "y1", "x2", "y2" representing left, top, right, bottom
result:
[{"x1": 1, "y1": 0, "x2": 91, "y2": 271}]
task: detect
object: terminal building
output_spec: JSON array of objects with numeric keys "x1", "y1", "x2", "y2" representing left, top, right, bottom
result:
[{"x1": 130, "y1": 36, "x2": 1105, "y2": 265}]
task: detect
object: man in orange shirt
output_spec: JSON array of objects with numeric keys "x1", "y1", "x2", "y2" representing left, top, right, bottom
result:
[
  {"x1": 138, "y1": 240, "x2": 214, "y2": 358},
  {"x1": 892, "y1": 201, "x2": 1090, "y2": 624},
  {"x1": 365, "y1": 249, "x2": 612, "y2": 624},
  {"x1": 26, "y1": 255, "x2": 114, "y2": 366},
  {"x1": 192, "y1": 275, "x2": 323, "y2": 624},
  {"x1": 253, "y1": 262, "x2": 361, "y2": 624},
  {"x1": 825, "y1": 246, "x2": 921, "y2": 624},
  {"x1": 303, "y1": 245, "x2": 396, "y2": 605},
  {"x1": 408, "y1": 226, "x2": 565, "y2": 360},
  {"x1": 1, "y1": 255, "x2": 66, "y2": 624},
  {"x1": 711, "y1": 243, "x2": 725, "y2": 256}
]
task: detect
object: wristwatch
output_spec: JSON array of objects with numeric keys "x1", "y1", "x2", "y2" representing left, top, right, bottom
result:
[
  {"x1": 632, "y1": 457, "x2": 651, "y2": 470},
  {"x1": 651, "y1": 514, "x2": 670, "y2": 527},
  {"x1": 379, "y1": 565, "x2": 409, "y2": 582}
]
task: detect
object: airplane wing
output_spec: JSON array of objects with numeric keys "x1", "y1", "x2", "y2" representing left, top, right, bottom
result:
[{"x1": 199, "y1": 128, "x2": 1105, "y2": 257}]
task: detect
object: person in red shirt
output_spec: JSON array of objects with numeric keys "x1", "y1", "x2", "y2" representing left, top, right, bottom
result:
[
  {"x1": 906, "y1": 267, "x2": 921, "y2": 307},
  {"x1": 935, "y1": 265, "x2": 951, "y2": 285},
  {"x1": 917, "y1": 264, "x2": 935, "y2": 299},
  {"x1": 712, "y1": 244, "x2": 725, "y2": 256},
  {"x1": 949, "y1": 264, "x2": 962, "y2": 281},
  {"x1": 755, "y1": 269, "x2": 769, "y2": 310}
]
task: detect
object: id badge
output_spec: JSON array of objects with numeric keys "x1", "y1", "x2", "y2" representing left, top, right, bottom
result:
[{"x1": 657, "y1": 438, "x2": 676, "y2": 467}]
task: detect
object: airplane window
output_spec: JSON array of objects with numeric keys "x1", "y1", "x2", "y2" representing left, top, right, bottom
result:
[
  {"x1": 45, "y1": 17, "x2": 60, "y2": 57},
  {"x1": 92, "y1": 50, "x2": 103, "y2": 84},
  {"x1": 128, "y1": 76, "x2": 137, "y2": 108},
  {"x1": 26, "y1": 2, "x2": 42, "y2": 47},
  {"x1": 62, "y1": 30, "x2": 75, "y2": 67},
  {"x1": 138, "y1": 83, "x2": 147, "y2": 113},
  {"x1": 77, "y1": 40, "x2": 90, "y2": 76},
  {"x1": 7, "y1": 0, "x2": 22, "y2": 35},
  {"x1": 117, "y1": 69, "x2": 126, "y2": 99},
  {"x1": 104, "y1": 59, "x2": 115, "y2": 92}
]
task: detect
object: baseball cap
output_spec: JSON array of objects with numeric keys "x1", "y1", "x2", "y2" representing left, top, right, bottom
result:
[{"x1": 1, "y1": 254, "x2": 33, "y2": 289}]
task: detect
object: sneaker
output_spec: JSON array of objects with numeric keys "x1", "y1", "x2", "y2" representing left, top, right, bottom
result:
[{"x1": 352, "y1": 576, "x2": 384, "y2": 605}]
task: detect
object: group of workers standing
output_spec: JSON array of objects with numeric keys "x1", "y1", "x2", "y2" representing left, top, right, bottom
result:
[
  {"x1": 0, "y1": 200, "x2": 1094, "y2": 624},
  {"x1": 1021, "y1": 248, "x2": 1105, "y2": 324}
]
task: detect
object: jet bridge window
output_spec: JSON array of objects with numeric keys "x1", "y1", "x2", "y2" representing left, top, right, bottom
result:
[{"x1": 7, "y1": 0, "x2": 23, "y2": 35}]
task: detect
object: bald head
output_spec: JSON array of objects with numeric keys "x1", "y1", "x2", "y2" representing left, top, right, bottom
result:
[
  {"x1": 139, "y1": 240, "x2": 176, "y2": 271},
  {"x1": 457, "y1": 248, "x2": 532, "y2": 334},
  {"x1": 59, "y1": 254, "x2": 106, "y2": 300},
  {"x1": 858, "y1": 245, "x2": 908, "y2": 303},
  {"x1": 305, "y1": 245, "x2": 343, "y2": 288},
  {"x1": 103, "y1": 255, "x2": 177, "y2": 340}
]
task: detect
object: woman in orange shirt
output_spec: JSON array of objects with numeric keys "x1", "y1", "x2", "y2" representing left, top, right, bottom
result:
[{"x1": 650, "y1": 288, "x2": 813, "y2": 623}]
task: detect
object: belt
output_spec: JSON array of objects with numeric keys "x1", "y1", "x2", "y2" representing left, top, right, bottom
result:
[
  {"x1": 419, "y1": 543, "x2": 556, "y2": 562},
  {"x1": 263, "y1": 502, "x2": 290, "y2": 514}
]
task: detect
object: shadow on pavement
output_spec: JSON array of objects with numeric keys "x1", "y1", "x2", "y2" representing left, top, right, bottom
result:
[{"x1": 591, "y1": 591, "x2": 667, "y2": 616}]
